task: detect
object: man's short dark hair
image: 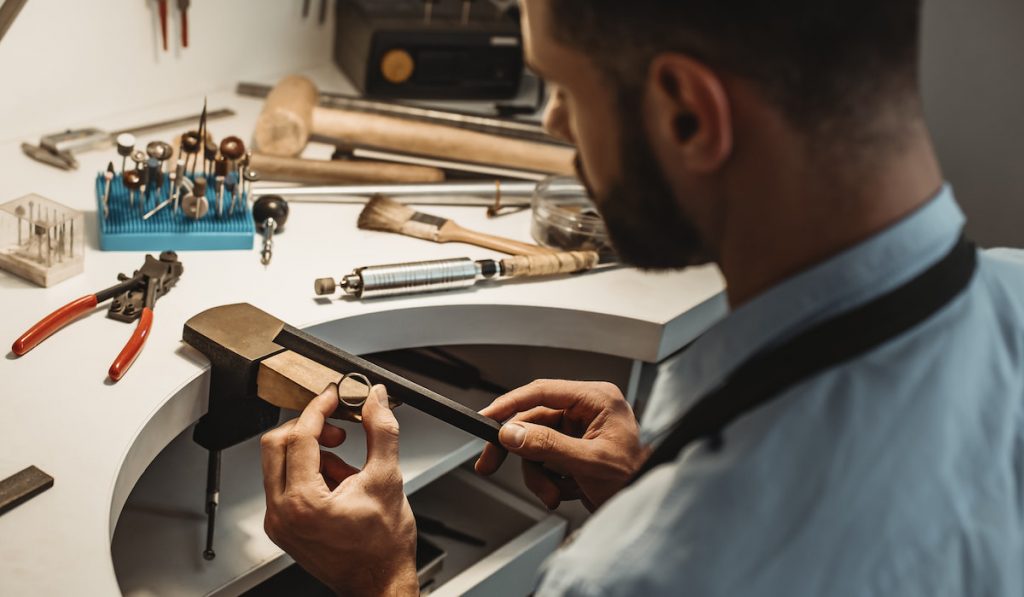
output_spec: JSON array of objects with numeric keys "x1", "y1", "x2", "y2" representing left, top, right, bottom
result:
[{"x1": 549, "y1": 0, "x2": 923, "y2": 134}]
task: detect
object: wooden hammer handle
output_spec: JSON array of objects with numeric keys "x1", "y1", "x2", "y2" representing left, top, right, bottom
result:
[
  {"x1": 312, "y1": 108, "x2": 576, "y2": 176},
  {"x1": 250, "y1": 153, "x2": 445, "y2": 185}
]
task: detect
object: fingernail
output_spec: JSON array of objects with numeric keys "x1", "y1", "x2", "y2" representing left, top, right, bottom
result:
[
  {"x1": 373, "y1": 385, "x2": 389, "y2": 408},
  {"x1": 501, "y1": 423, "x2": 526, "y2": 449}
]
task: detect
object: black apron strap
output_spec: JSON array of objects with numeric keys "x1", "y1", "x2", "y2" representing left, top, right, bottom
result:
[{"x1": 630, "y1": 234, "x2": 977, "y2": 485}]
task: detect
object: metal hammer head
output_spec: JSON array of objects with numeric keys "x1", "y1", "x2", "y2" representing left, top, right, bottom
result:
[
  {"x1": 184, "y1": 303, "x2": 286, "y2": 451},
  {"x1": 253, "y1": 75, "x2": 319, "y2": 158}
]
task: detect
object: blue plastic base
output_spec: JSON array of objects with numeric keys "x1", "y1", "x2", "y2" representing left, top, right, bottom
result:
[{"x1": 95, "y1": 173, "x2": 254, "y2": 251}]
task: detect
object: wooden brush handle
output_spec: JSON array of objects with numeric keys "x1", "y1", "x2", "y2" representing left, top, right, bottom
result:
[
  {"x1": 501, "y1": 251, "x2": 601, "y2": 277},
  {"x1": 439, "y1": 222, "x2": 554, "y2": 256},
  {"x1": 250, "y1": 153, "x2": 445, "y2": 184},
  {"x1": 311, "y1": 107, "x2": 576, "y2": 176}
]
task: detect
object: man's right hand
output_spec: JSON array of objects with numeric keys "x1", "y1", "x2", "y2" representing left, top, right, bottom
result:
[{"x1": 475, "y1": 380, "x2": 648, "y2": 511}]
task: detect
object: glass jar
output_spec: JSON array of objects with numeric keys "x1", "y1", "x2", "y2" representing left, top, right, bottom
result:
[{"x1": 530, "y1": 176, "x2": 612, "y2": 256}]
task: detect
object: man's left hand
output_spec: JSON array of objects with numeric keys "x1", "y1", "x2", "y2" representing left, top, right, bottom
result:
[{"x1": 260, "y1": 383, "x2": 419, "y2": 596}]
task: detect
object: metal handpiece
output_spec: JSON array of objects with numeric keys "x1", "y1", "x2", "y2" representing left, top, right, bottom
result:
[
  {"x1": 260, "y1": 219, "x2": 277, "y2": 266},
  {"x1": 336, "y1": 258, "x2": 484, "y2": 299}
]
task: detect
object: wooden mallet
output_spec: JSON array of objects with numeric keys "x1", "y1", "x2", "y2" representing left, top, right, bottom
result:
[{"x1": 253, "y1": 75, "x2": 576, "y2": 176}]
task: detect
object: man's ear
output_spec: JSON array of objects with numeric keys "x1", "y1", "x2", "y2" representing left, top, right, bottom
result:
[{"x1": 644, "y1": 54, "x2": 733, "y2": 173}]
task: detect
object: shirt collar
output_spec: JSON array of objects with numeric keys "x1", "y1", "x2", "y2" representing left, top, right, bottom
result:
[{"x1": 640, "y1": 184, "x2": 966, "y2": 439}]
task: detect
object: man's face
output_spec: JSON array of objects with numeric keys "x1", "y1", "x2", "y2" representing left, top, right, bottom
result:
[{"x1": 521, "y1": 1, "x2": 710, "y2": 269}]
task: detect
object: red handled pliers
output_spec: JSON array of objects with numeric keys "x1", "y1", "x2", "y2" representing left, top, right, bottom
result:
[{"x1": 12, "y1": 252, "x2": 184, "y2": 381}]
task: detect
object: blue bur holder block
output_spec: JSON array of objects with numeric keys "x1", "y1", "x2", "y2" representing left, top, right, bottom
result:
[{"x1": 95, "y1": 172, "x2": 255, "y2": 251}]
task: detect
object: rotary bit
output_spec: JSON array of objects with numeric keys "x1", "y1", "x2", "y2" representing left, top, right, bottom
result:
[
  {"x1": 116, "y1": 133, "x2": 136, "y2": 174},
  {"x1": 102, "y1": 162, "x2": 114, "y2": 219},
  {"x1": 171, "y1": 158, "x2": 186, "y2": 213},
  {"x1": 213, "y1": 155, "x2": 227, "y2": 217}
]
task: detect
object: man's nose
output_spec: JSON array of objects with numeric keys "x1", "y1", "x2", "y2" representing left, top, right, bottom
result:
[{"x1": 542, "y1": 89, "x2": 574, "y2": 144}]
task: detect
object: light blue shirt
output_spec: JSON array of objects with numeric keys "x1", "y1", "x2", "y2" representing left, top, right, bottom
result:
[{"x1": 537, "y1": 186, "x2": 1024, "y2": 596}]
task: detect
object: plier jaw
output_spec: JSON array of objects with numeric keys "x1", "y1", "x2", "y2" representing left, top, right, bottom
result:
[{"x1": 11, "y1": 252, "x2": 184, "y2": 382}]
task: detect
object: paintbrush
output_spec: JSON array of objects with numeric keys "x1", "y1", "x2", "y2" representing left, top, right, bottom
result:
[{"x1": 358, "y1": 195, "x2": 553, "y2": 256}]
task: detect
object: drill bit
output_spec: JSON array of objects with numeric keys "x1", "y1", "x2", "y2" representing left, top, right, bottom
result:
[
  {"x1": 172, "y1": 158, "x2": 185, "y2": 213},
  {"x1": 196, "y1": 98, "x2": 208, "y2": 172},
  {"x1": 102, "y1": 162, "x2": 115, "y2": 219},
  {"x1": 226, "y1": 173, "x2": 238, "y2": 216},
  {"x1": 214, "y1": 156, "x2": 227, "y2": 217},
  {"x1": 15, "y1": 204, "x2": 24, "y2": 246}
]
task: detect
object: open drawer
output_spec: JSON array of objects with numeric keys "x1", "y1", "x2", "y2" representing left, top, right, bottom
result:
[
  {"x1": 112, "y1": 428, "x2": 566, "y2": 596},
  {"x1": 412, "y1": 469, "x2": 566, "y2": 596}
]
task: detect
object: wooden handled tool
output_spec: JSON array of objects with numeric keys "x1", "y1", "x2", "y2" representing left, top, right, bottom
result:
[
  {"x1": 315, "y1": 250, "x2": 605, "y2": 300},
  {"x1": 358, "y1": 195, "x2": 553, "y2": 256},
  {"x1": 258, "y1": 351, "x2": 377, "y2": 421},
  {"x1": 183, "y1": 303, "x2": 501, "y2": 441},
  {"x1": 254, "y1": 75, "x2": 575, "y2": 176},
  {"x1": 250, "y1": 153, "x2": 445, "y2": 185},
  {"x1": 183, "y1": 302, "x2": 501, "y2": 562}
]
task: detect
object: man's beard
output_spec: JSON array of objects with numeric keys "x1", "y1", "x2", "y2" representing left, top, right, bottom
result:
[{"x1": 575, "y1": 101, "x2": 710, "y2": 270}]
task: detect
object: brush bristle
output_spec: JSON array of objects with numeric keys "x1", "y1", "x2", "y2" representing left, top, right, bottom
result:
[{"x1": 358, "y1": 195, "x2": 417, "y2": 232}]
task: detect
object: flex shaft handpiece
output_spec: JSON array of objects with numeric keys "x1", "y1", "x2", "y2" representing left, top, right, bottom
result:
[{"x1": 315, "y1": 251, "x2": 603, "y2": 300}]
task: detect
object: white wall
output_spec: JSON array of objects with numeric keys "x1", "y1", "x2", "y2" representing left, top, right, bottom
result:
[
  {"x1": 922, "y1": 0, "x2": 1024, "y2": 248},
  {"x1": 0, "y1": 0, "x2": 335, "y2": 143},
  {"x1": 2, "y1": 0, "x2": 1019, "y2": 246}
]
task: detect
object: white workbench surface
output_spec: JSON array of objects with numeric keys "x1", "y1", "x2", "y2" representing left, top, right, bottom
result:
[{"x1": 0, "y1": 77, "x2": 725, "y2": 595}]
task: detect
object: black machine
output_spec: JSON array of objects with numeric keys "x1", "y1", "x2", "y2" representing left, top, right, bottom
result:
[{"x1": 334, "y1": 0, "x2": 525, "y2": 100}]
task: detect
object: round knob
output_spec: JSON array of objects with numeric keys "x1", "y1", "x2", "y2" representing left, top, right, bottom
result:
[
  {"x1": 116, "y1": 133, "x2": 136, "y2": 157},
  {"x1": 220, "y1": 136, "x2": 246, "y2": 161},
  {"x1": 253, "y1": 195, "x2": 289, "y2": 231},
  {"x1": 381, "y1": 49, "x2": 415, "y2": 84}
]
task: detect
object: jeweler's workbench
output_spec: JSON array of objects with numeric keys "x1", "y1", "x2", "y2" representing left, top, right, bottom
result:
[{"x1": 0, "y1": 72, "x2": 726, "y2": 596}]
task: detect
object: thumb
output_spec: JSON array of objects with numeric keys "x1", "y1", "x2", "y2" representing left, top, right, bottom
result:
[
  {"x1": 499, "y1": 421, "x2": 588, "y2": 470},
  {"x1": 362, "y1": 384, "x2": 400, "y2": 472}
]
